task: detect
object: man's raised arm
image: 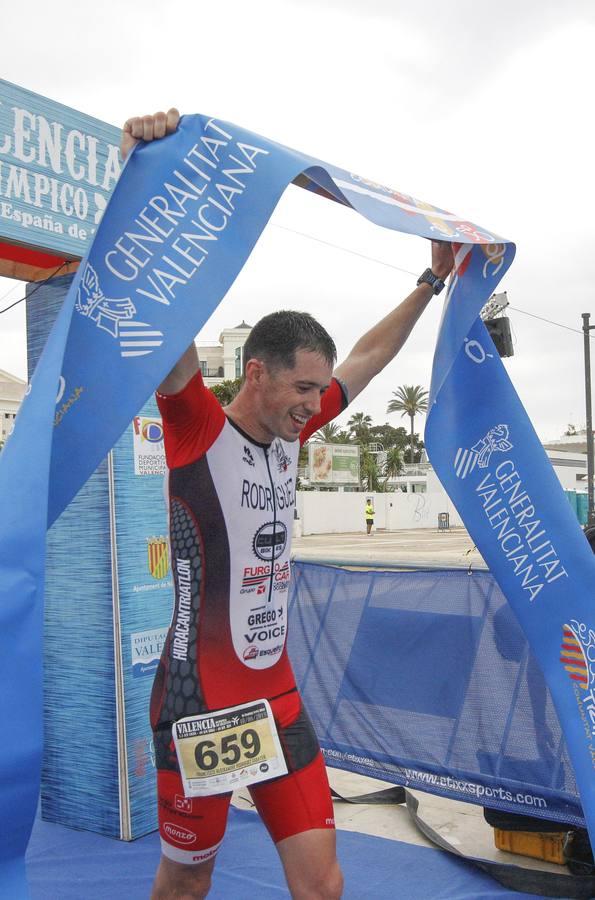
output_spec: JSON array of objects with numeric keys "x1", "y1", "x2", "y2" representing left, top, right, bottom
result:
[
  {"x1": 158, "y1": 344, "x2": 200, "y2": 395},
  {"x1": 334, "y1": 240, "x2": 455, "y2": 402}
]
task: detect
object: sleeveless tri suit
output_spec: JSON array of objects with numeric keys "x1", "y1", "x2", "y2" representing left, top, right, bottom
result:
[{"x1": 151, "y1": 370, "x2": 348, "y2": 863}]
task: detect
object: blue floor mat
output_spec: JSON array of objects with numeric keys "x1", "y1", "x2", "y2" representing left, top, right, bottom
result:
[{"x1": 25, "y1": 806, "x2": 549, "y2": 899}]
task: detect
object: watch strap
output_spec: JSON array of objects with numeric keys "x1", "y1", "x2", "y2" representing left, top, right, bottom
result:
[{"x1": 417, "y1": 268, "x2": 446, "y2": 295}]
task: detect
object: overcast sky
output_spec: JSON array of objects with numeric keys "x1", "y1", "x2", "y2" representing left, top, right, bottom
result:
[{"x1": 1, "y1": 0, "x2": 594, "y2": 441}]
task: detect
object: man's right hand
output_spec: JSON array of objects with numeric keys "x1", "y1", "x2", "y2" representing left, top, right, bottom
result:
[{"x1": 120, "y1": 108, "x2": 180, "y2": 160}]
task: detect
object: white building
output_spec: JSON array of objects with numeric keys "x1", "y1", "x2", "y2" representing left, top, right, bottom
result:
[
  {"x1": 543, "y1": 429, "x2": 588, "y2": 456},
  {"x1": 0, "y1": 368, "x2": 26, "y2": 444},
  {"x1": 196, "y1": 322, "x2": 251, "y2": 387},
  {"x1": 296, "y1": 447, "x2": 589, "y2": 535}
]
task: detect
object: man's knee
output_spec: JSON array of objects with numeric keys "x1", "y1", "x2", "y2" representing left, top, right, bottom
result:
[
  {"x1": 320, "y1": 860, "x2": 343, "y2": 899},
  {"x1": 151, "y1": 855, "x2": 214, "y2": 899},
  {"x1": 291, "y1": 859, "x2": 344, "y2": 900}
]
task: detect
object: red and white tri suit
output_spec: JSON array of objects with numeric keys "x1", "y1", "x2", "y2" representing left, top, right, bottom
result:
[{"x1": 151, "y1": 370, "x2": 348, "y2": 863}]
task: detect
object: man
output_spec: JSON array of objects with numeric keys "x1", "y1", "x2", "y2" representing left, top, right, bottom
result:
[
  {"x1": 365, "y1": 498, "x2": 375, "y2": 535},
  {"x1": 121, "y1": 110, "x2": 454, "y2": 900}
]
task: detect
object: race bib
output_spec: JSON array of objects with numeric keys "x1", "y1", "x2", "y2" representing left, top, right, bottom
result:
[{"x1": 172, "y1": 699, "x2": 288, "y2": 797}]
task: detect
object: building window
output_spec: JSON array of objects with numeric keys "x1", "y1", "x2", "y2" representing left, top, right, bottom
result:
[
  {"x1": 235, "y1": 346, "x2": 242, "y2": 379},
  {"x1": 199, "y1": 360, "x2": 207, "y2": 376}
]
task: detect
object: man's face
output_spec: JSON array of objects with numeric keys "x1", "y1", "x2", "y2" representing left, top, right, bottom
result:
[{"x1": 255, "y1": 349, "x2": 333, "y2": 443}]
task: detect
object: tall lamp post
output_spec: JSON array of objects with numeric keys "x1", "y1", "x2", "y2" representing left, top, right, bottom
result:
[{"x1": 582, "y1": 313, "x2": 595, "y2": 527}]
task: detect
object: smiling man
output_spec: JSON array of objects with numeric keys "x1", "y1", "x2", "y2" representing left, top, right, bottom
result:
[{"x1": 122, "y1": 109, "x2": 454, "y2": 900}]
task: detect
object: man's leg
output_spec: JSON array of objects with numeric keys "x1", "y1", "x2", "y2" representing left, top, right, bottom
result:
[
  {"x1": 151, "y1": 854, "x2": 216, "y2": 900},
  {"x1": 276, "y1": 829, "x2": 343, "y2": 900},
  {"x1": 250, "y1": 691, "x2": 342, "y2": 899},
  {"x1": 152, "y1": 768, "x2": 232, "y2": 899}
]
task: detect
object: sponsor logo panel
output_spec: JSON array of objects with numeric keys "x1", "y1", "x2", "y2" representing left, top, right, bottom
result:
[
  {"x1": 147, "y1": 536, "x2": 170, "y2": 579},
  {"x1": 241, "y1": 561, "x2": 289, "y2": 592},
  {"x1": 561, "y1": 625, "x2": 589, "y2": 689},
  {"x1": 76, "y1": 263, "x2": 164, "y2": 358},
  {"x1": 562, "y1": 620, "x2": 595, "y2": 769},
  {"x1": 158, "y1": 795, "x2": 203, "y2": 820},
  {"x1": 133, "y1": 415, "x2": 166, "y2": 475},
  {"x1": 271, "y1": 440, "x2": 292, "y2": 473},
  {"x1": 163, "y1": 823, "x2": 196, "y2": 845},
  {"x1": 454, "y1": 424, "x2": 512, "y2": 480},
  {"x1": 455, "y1": 424, "x2": 568, "y2": 603},
  {"x1": 252, "y1": 522, "x2": 287, "y2": 561},
  {"x1": 133, "y1": 736, "x2": 156, "y2": 777},
  {"x1": 131, "y1": 627, "x2": 167, "y2": 678},
  {"x1": 175, "y1": 794, "x2": 193, "y2": 813}
]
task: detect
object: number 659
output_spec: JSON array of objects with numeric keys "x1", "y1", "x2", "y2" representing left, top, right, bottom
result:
[{"x1": 194, "y1": 729, "x2": 261, "y2": 770}]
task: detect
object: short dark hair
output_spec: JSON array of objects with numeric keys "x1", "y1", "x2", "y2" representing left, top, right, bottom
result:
[{"x1": 242, "y1": 310, "x2": 336, "y2": 374}]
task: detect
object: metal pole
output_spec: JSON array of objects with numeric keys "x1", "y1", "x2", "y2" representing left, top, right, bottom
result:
[{"x1": 583, "y1": 313, "x2": 595, "y2": 526}]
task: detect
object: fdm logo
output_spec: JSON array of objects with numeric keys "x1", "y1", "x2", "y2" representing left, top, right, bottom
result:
[
  {"x1": 75, "y1": 263, "x2": 163, "y2": 358},
  {"x1": 454, "y1": 424, "x2": 513, "y2": 480}
]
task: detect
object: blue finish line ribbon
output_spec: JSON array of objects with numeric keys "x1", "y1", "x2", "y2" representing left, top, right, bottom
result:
[
  {"x1": 426, "y1": 245, "x2": 595, "y2": 833},
  {"x1": 0, "y1": 113, "x2": 591, "y2": 894}
]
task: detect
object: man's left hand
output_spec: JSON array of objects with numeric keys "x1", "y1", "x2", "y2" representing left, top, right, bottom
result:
[
  {"x1": 431, "y1": 240, "x2": 455, "y2": 281},
  {"x1": 120, "y1": 108, "x2": 180, "y2": 160}
]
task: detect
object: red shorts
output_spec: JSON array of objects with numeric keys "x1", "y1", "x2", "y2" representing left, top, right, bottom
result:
[{"x1": 155, "y1": 690, "x2": 335, "y2": 864}]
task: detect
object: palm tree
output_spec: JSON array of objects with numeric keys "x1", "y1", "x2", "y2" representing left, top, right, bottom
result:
[
  {"x1": 347, "y1": 412, "x2": 373, "y2": 446},
  {"x1": 387, "y1": 385, "x2": 428, "y2": 463},
  {"x1": 360, "y1": 447, "x2": 380, "y2": 492},
  {"x1": 383, "y1": 446, "x2": 404, "y2": 486},
  {"x1": 313, "y1": 422, "x2": 341, "y2": 443}
]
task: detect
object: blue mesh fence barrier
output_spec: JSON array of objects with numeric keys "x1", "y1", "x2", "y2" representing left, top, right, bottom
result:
[{"x1": 288, "y1": 560, "x2": 583, "y2": 827}]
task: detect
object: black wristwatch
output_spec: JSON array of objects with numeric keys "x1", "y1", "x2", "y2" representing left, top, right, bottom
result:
[{"x1": 417, "y1": 268, "x2": 446, "y2": 295}]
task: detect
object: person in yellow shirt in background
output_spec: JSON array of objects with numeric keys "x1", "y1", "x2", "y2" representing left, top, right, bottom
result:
[{"x1": 365, "y1": 499, "x2": 375, "y2": 535}]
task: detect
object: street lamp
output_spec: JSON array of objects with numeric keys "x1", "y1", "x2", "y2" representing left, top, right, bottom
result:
[{"x1": 582, "y1": 313, "x2": 595, "y2": 526}]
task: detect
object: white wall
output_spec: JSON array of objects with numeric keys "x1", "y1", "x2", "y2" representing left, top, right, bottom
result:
[
  {"x1": 385, "y1": 491, "x2": 463, "y2": 530},
  {"x1": 296, "y1": 489, "x2": 463, "y2": 535},
  {"x1": 295, "y1": 447, "x2": 588, "y2": 536},
  {"x1": 296, "y1": 491, "x2": 382, "y2": 535}
]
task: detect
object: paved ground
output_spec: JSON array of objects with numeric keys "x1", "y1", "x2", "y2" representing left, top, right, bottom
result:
[
  {"x1": 234, "y1": 767, "x2": 567, "y2": 876},
  {"x1": 292, "y1": 526, "x2": 488, "y2": 570}
]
